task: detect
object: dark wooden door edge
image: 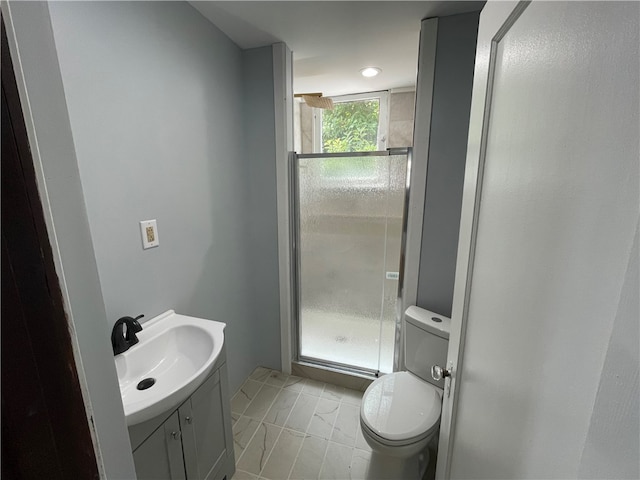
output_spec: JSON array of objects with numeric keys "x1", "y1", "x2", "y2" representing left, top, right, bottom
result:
[{"x1": 1, "y1": 15, "x2": 100, "y2": 480}]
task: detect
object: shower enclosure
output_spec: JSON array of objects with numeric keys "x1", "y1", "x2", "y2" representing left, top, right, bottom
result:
[{"x1": 291, "y1": 149, "x2": 411, "y2": 375}]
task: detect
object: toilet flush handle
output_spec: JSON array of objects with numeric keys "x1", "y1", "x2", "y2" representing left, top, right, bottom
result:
[{"x1": 431, "y1": 364, "x2": 451, "y2": 381}]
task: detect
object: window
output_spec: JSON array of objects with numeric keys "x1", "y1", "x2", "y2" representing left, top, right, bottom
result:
[{"x1": 313, "y1": 91, "x2": 389, "y2": 153}]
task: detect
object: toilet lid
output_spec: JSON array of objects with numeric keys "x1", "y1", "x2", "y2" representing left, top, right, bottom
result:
[{"x1": 361, "y1": 372, "x2": 441, "y2": 443}]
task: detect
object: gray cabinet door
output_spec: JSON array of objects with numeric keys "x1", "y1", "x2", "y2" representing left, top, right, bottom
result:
[
  {"x1": 133, "y1": 411, "x2": 186, "y2": 480},
  {"x1": 180, "y1": 370, "x2": 228, "y2": 480}
]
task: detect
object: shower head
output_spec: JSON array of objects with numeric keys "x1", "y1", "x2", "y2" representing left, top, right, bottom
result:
[{"x1": 294, "y1": 92, "x2": 334, "y2": 110}]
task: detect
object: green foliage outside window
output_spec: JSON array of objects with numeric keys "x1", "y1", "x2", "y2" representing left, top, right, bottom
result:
[{"x1": 322, "y1": 100, "x2": 380, "y2": 153}]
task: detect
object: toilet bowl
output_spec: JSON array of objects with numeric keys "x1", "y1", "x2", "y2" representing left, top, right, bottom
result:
[
  {"x1": 359, "y1": 306, "x2": 450, "y2": 480},
  {"x1": 360, "y1": 371, "x2": 442, "y2": 479}
]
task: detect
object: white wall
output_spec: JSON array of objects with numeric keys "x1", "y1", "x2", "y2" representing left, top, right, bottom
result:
[{"x1": 47, "y1": 2, "x2": 283, "y2": 392}]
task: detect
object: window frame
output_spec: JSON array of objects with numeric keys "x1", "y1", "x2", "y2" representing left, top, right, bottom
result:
[{"x1": 312, "y1": 90, "x2": 390, "y2": 153}]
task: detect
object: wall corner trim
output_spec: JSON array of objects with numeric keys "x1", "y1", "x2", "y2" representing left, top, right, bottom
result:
[{"x1": 273, "y1": 42, "x2": 294, "y2": 375}]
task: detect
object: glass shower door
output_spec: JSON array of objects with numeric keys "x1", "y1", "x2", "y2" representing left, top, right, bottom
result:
[{"x1": 293, "y1": 150, "x2": 409, "y2": 374}]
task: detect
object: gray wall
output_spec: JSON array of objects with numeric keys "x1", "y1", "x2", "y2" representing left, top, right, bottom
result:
[
  {"x1": 416, "y1": 11, "x2": 480, "y2": 317},
  {"x1": 242, "y1": 46, "x2": 282, "y2": 374},
  {"x1": 5, "y1": 2, "x2": 136, "y2": 477},
  {"x1": 48, "y1": 1, "x2": 281, "y2": 393}
]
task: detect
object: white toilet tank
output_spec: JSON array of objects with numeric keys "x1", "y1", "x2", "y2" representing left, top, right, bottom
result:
[{"x1": 404, "y1": 306, "x2": 451, "y2": 388}]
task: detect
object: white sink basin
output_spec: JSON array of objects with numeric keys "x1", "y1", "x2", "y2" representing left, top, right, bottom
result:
[{"x1": 115, "y1": 310, "x2": 225, "y2": 426}]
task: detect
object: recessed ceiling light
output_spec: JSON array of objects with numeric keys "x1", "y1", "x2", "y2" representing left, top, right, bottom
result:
[{"x1": 360, "y1": 67, "x2": 381, "y2": 78}]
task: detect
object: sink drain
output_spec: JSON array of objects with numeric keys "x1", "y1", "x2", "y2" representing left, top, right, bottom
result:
[{"x1": 137, "y1": 378, "x2": 156, "y2": 390}]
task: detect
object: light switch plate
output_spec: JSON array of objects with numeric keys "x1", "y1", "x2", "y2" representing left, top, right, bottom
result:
[{"x1": 140, "y1": 219, "x2": 159, "y2": 249}]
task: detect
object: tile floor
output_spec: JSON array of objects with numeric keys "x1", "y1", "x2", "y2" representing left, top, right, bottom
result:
[{"x1": 230, "y1": 367, "x2": 372, "y2": 480}]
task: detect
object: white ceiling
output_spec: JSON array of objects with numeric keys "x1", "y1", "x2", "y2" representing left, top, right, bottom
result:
[{"x1": 190, "y1": 1, "x2": 484, "y2": 97}]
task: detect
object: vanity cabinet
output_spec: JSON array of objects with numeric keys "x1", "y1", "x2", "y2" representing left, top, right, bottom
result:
[
  {"x1": 129, "y1": 349, "x2": 235, "y2": 480},
  {"x1": 132, "y1": 411, "x2": 186, "y2": 479},
  {"x1": 179, "y1": 368, "x2": 228, "y2": 479}
]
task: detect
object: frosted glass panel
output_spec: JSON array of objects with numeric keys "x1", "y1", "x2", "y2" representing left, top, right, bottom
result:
[
  {"x1": 378, "y1": 158, "x2": 407, "y2": 372},
  {"x1": 297, "y1": 154, "x2": 407, "y2": 373}
]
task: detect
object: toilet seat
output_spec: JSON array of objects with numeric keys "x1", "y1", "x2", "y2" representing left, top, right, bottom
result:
[
  {"x1": 361, "y1": 417, "x2": 433, "y2": 448},
  {"x1": 361, "y1": 372, "x2": 441, "y2": 446}
]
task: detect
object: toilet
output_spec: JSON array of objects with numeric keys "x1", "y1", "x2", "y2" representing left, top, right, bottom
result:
[{"x1": 360, "y1": 306, "x2": 450, "y2": 479}]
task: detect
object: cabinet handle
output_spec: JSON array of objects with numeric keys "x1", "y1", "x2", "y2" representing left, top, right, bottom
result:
[
  {"x1": 171, "y1": 431, "x2": 181, "y2": 440},
  {"x1": 185, "y1": 416, "x2": 193, "y2": 424}
]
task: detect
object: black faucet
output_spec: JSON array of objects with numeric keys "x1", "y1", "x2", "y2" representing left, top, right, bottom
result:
[{"x1": 111, "y1": 314, "x2": 144, "y2": 355}]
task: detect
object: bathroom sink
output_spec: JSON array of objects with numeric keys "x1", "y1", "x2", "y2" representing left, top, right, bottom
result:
[{"x1": 114, "y1": 310, "x2": 225, "y2": 426}]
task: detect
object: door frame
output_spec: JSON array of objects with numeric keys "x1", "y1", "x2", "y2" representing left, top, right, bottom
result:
[
  {"x1": 273, "y1": 43, "x2": 295, "y2": 374},
  {"x1": 279, "y1": 20, "x2": 438, "y2": 376},
  {"x1": 435, "y1": 2, "x2": 526, "y2": 478},
  {"x1": 1, "y1": 14, "x2": 99, "y2": 478},
  {"x1": 2, "y1": 2, "x2": 137, "y2": 476}
]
